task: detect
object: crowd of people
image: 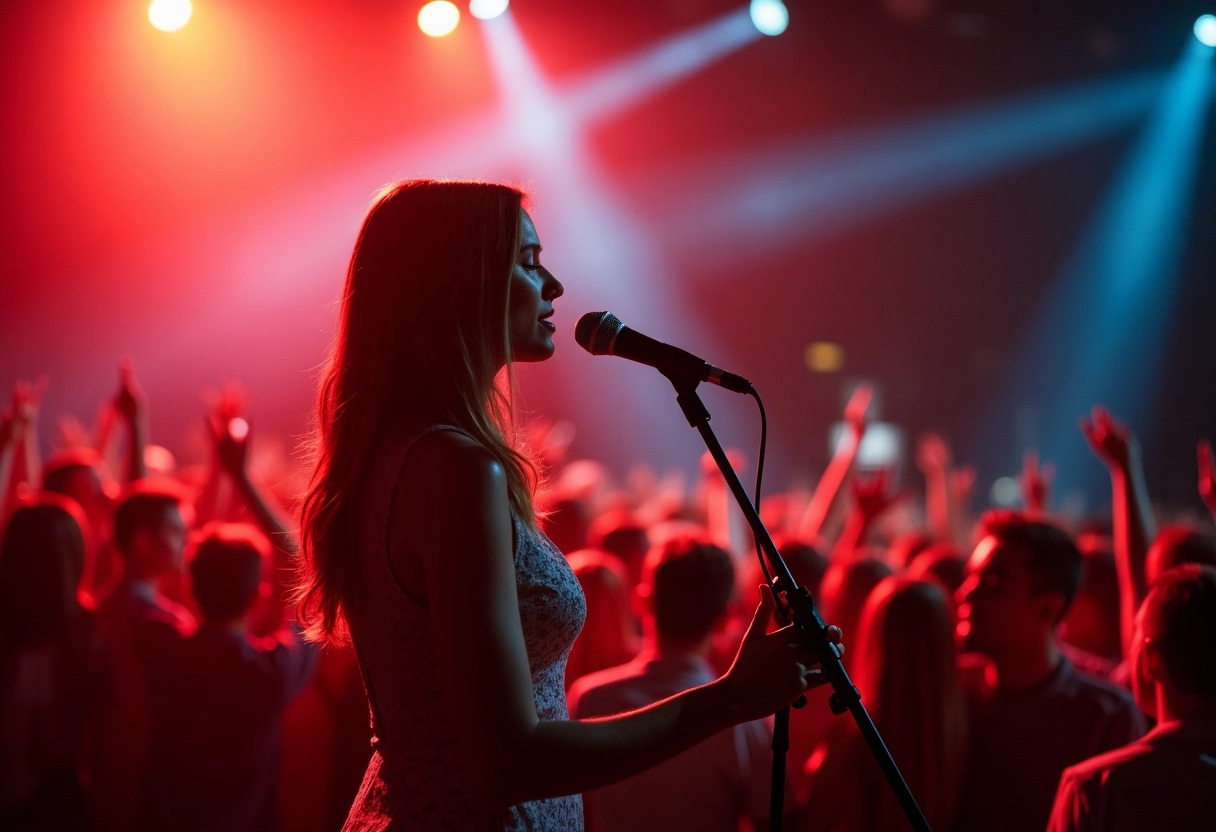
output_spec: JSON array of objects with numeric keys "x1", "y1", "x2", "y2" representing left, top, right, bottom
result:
[{"x1": 2, "y1": 180, "x2": 1214, "y2": 832}]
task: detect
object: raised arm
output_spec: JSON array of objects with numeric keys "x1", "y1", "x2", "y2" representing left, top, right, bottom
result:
[
  {"x1": 798, "y1": 384, "x2": 871, "y2": 543},
  {"x1": 1, "y1": 378, "x2": 48, "y2": 524},
  {"x1": 395, "y1": 431, "x2": 837, "y2": 808},
  {"x1": 1080, "y1": 406, "x2": 1155, "y2": 659},
  {"x1": 113, "y1": 360, "x2": 148, "y2": 483}
]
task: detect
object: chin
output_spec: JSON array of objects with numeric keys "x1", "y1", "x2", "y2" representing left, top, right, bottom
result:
[{"x1": 512, "y1": 342, "x2": 556, "y2": 363}]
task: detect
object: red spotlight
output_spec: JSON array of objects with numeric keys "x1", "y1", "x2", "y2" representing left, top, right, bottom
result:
[{"x1": 418, "y1": 1, "x2": 461, "y2": 38}]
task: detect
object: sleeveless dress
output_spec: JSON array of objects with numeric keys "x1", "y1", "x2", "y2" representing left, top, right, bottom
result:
[{"x1": 342, "y1": 426, "x2": 587, "y2": 831}]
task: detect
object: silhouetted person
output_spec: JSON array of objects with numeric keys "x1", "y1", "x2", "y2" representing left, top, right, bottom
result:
[
  {"x1": 569, "y1": 533, "x2": 784, "y2": 832},
  {"x1": 0, "y1": 497, "x2": 110, "y2": 831},
  {"x1": 142, "y1": 523, "x2": 318, "y2": 832},
  {"x1": 93, "y1": 485, "x2": 194, "y2": 831},
  {"x1": 1048, "y1": 564, "x2": 1216, "y2": 831}
]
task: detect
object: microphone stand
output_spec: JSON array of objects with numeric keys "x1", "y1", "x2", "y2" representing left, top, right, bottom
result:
[{"x1": 663, "y1": 372, "x2": 933, "y2": 832}]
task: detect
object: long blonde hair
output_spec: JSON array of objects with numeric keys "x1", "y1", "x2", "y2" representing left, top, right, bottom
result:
[{"x1": 296, "y1": 180, "x2": 540, "y2": 644}]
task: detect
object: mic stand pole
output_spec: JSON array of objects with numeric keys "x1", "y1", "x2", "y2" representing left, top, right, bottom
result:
[{"x1": 666, "y1": 378, "x2": 933, "y2": 832}]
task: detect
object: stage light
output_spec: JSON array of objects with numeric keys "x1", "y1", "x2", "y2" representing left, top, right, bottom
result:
[
  {"x1": 1196, "y1": 15, "x2": 1216, "y2": 47},
  {"x1": 750, "y1": 0, "x2": 789, "y2": 36},
  {"x1": 805, "y1": 342, "x2": 845, "y2": 373},
  {"x1": 418, "y1": 1, "x2": 460, "y2": 37},
  {"x1": 470, "y1": 0, "x2": 509, "y2": 21},
  {"x1": 148, "y1": 0, "x2": 192, "y2": 32}
]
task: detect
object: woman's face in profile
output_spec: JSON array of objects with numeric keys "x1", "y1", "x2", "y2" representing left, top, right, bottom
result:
[{"x1": 508, "y1": 210, "x2": 564, "y2": 363}]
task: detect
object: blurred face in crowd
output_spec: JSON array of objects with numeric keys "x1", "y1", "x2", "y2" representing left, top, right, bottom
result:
[
  {"x1": 139, "y1": 504, "x2": 190, "y2": 577},
  {"x1": 508, "y1": 210, "x2": 563, "y2": 363},
  {"x1": 956, "y1": 535, "x2": 1061, "y2": 657}
]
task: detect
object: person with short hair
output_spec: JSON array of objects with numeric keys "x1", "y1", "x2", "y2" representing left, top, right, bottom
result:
[
  {"x1": 1047, "y1": 564, "x2": 1216, "y2": 832},
  {"x1": 141, "y1": 523, "x2": 318, "y2": 832},
  {"x1": 569, "y1": 533, "x2": 785, "y2": 832},
  {"x1": 953, "y1": 511, "x2": 1144, "y2": 832},
  {"x1": 93, "y1": 484, "x2": 194, "y2": 830}
]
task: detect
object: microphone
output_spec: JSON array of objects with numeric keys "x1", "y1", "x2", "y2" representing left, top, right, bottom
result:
[{"x1": 574, "y1": 311, "x2": 753, "y2": 394}]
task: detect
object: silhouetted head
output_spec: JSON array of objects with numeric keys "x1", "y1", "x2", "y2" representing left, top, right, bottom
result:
[
  {"x1": 819, "y1": 557, "x2": 894, "y2": 647},
  {"x1": 190, "y1": 523, "x2": 270, "y2": 624},
  {"x1": 566, "y1": 549, "x2": 638, "y2": 686},
  {"x1": 112, "y1": 483, "x2": 189, "y2": 581},
  {"x1": 1131, "y1": 564, "x2": 1216, "y2": 719},
  {"x1": 0, "y1": 495, "x2": 89, "y2": 646},
  {"x1": 640, "y1": 533, "x2": 736, "y2": 644}
]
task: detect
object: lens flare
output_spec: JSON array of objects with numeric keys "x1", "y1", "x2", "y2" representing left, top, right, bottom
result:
[
  {"x1": 750, "y1": 0, "x2": 789, "y2": 37},
  {"x1": 148, "y1": 0, "x2": 192, "y2": 32},
  {"x1": 418, "y1": 1, "x2": 461, "y2": 38},
  {"x1": 1195, "y1": 15, "x2": 1216, "y2": 47},
  {"x1": 469, "y1": 0, "x2": 510, "y2": 21}
]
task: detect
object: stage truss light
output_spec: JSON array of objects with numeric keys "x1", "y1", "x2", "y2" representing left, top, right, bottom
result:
[
  {"x1": 750, "y1": 0, "x2": 789, "y2": 37},
  {"x1": 419, "y1": 1, "x2": 461, "y2": 37},
  {"x1": 148, "y1": 0, "x2": 192, "y2": 32},
  {"x1": 470, "y1": 0, "x2": 509, "y2": 21},
  {"x1": 1196, "y1": 15, "x2": 1216, "y2": 47}
]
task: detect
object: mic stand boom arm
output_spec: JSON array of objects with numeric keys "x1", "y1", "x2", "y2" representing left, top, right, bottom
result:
[{"x1": 665, "y1": 374, "x2": 933, "y2": 832}]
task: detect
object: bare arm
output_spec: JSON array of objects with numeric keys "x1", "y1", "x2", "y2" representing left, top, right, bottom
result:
[
  {"x1": 916, "y1": 433, "x2": 955, "y2": 543},
  {"x1": 798, "y1": 385, "x2": 871, "y2": 542},
  {"x1": 394, "y1": 433, "x2": 833, "y2": 808},
  {"x1": 1080, "y1": 407, "x2": 1155, "y2": 659},
  {"x1": 113, "y1": 360, "x2": 148, "y2": 483}
]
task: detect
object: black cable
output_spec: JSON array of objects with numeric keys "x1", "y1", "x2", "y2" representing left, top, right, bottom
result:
[{"x1": 747, "y1": 386, "x2": 775, "y2": 590}]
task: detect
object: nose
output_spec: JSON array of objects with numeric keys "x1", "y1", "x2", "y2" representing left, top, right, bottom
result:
[{"x1": 542, "y1": 266, "x2": 563, "y2": 300}]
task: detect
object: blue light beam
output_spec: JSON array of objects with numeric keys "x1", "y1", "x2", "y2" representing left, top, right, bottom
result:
[{"x1": 974, "y1": 41, "x2": 1214, "y2": 506}]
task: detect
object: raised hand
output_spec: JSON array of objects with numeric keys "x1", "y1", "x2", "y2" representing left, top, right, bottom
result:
[
  {"x1": 950, "y1": 465, "x2": 977, "y2": 507},
  {"x1": 850, "y1": 468, "x2": 903, "y2": 525},
  {"x1": 1019, "y1": 449, "x2": 1054, "y2": 514},
  {"x1": 915, "y1": 432, "x2": 952, "y2": 476},
  {"x1": 1079, "y1": 406, "x2": 1136, "y2": 472},
  {"x1": 1199, "y1": 441, "x2": 1216, "y2": 520},
  {"x1": 113, "y1": 358, "x2": 147, "y2": 426},
  {"x1": 843, "y1": 383, "x2": 873, "y2": 442},
  {"x1": 205, "y1": 389, "x2": 251, "y2": 479}
]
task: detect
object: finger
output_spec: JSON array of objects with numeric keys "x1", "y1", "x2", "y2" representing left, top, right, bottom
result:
[
  {"x1": 743, "y1": 584, "x2": 777, "y2": 642},
  {"x1": 824, "y1": 624, "x2": 843, "y2": 643}
]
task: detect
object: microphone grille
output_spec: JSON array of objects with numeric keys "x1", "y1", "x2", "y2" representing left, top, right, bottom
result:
[{"x1": 574, "y1": 311, "x2": 622, "y2": 355}]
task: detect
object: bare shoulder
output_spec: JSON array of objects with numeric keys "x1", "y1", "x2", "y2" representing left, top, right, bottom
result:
[
  {"x1": 403, "y1": 428, "x2": 506, "y2": 497},
  {"x1": 390, "y1": 428, "x2": 513, "y2": 589}
]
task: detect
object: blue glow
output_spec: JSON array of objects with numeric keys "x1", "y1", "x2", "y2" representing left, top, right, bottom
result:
[
  {"x1": 1196, "y1": 14, "x2": 1216, "y2": 47},
  {"x1": 655, "y1": 72, "x2": 1162, "y2": 255},
  {"x1": 750, "y1": 0, "x2": 789, "y2": 36},
  {"x1": 974, "y1": 42, "x2": 1214, "y2": 504}
]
